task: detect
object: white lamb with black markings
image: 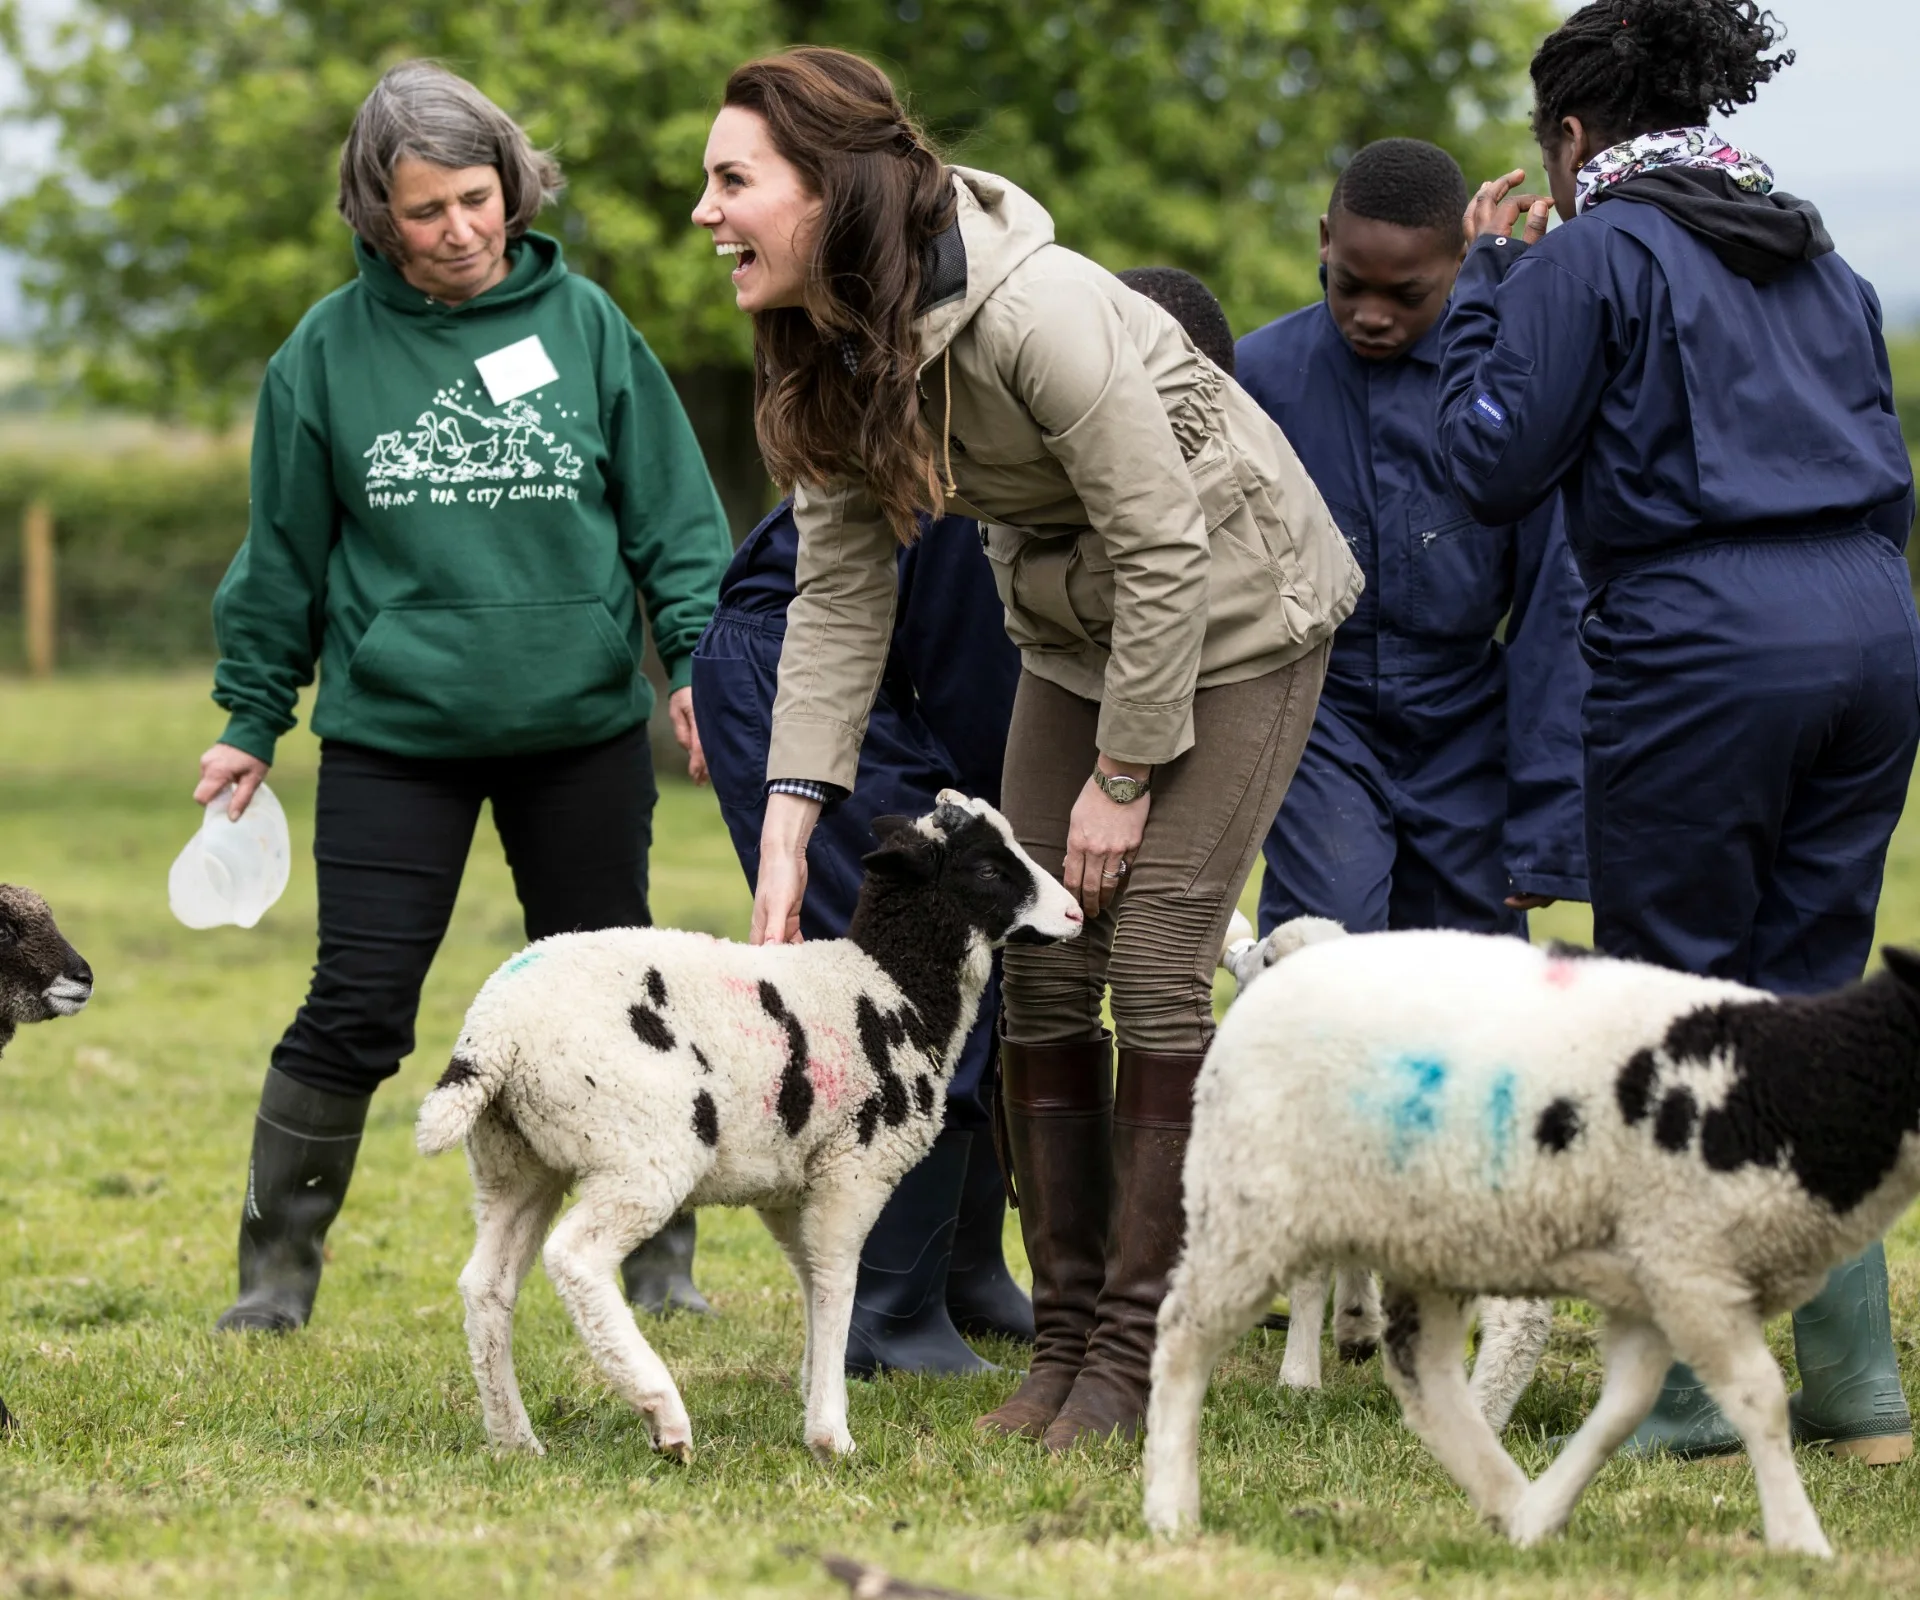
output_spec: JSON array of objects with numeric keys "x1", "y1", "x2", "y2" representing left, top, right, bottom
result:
[
  {"x1": 0, "y1": 884, "x2": 95, "y2": 1434},
  {"x1": 416, "y1": 792, "x2": 1081, "y2": 1464},
  {"x1": 1217, "y1": 914, "x2": 1551, "y2": 1429},
  {"x1": 1147, "y1": 926, "x2": 1920, "y2": 1558}
]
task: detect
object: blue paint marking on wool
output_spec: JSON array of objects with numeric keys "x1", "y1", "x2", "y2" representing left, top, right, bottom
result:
[
  {"x1": 506, "y1": 950, "x2": 546, "y2": 975},
  {"x1": 1369, "y1": 1053, "x2": 1450, "y2": 1168},
  {"x1": 1484, "y1": 1069, "x2": 1518, "y2": 1189}
]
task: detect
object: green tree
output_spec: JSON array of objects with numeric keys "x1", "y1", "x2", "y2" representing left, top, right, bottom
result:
[{"x1": 0, "y1": 0, "x2": 1551, "y2": 423}]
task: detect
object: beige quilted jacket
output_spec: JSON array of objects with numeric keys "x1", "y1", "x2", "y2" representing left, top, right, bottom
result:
[{"x1": 767, "y1": 166, "x2": 1363, "y2": 789}]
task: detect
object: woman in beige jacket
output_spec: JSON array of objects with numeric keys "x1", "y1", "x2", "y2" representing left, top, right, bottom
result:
[{"x1": 693, "y1": 47, "x2": 1362, "y2": 1448}]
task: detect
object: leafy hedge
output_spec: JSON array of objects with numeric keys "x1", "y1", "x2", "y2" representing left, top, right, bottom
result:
[
  {"x1": 0, "y1": 443, "x2": 250, "y2": 670},
  {"x1": 3, "y1": 348, "x2": 1919, "y2": 672}
]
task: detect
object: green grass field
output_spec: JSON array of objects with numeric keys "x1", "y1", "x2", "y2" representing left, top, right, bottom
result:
[{"x1": 6, "y1": 673, "x2": 1920, "y2": 1599}]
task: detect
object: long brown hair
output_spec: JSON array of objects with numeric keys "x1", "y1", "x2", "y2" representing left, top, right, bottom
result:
[{"x1": 724, "y1": 48, "x2": 956, "y2": 544}]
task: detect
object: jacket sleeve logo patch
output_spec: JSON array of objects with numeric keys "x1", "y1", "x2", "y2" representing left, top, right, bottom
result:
[
  {"x1": 475, "y1": 334, "x2": 561, "y2": 406},
  {"x1": 1472, "y1": 394, "x2": 1507, "y2": 428}
]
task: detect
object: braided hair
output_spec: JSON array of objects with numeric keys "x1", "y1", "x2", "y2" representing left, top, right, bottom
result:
[{"x1": 1530, "y1": 1, "x2": 1795, "y2": 148}]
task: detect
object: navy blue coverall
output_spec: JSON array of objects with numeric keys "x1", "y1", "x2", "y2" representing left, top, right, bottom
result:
[
  {"x1": 1235, "y1": 303, "x2": 1589, "y2": 939},
  {"x1": 1439, "y1": 212, "x2": 1920, "y2": 993},
  {"x1": 691, "y1": 501, "x2": 1021, "y2": 1129}
]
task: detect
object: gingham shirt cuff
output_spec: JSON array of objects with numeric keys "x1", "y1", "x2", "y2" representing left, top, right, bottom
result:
[{"x1": 767, "y1": 778, "x2": 837, "y2": 805}]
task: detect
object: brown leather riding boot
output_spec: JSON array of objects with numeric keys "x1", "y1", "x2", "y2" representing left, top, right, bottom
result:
[
  {"x1": 1042, "y1": 1047, "x2": 1200, "y2": 1451},
  {"x1": 974, "y1": 1033, "x2": 1114, "y2": 1438}
]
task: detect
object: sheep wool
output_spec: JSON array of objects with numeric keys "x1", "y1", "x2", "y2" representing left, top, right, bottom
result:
[{"x1": 1146, "y1": 925, "x2": 1920, "y2": 1558}]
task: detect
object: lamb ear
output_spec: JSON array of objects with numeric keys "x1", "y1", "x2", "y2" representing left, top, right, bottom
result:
[
  {"x1": 1882, "y1": 946, "x2": 1920, "y2": 993},
  {"x1": 869, "y1": 814, "x2": 914, "y2": 846},
  {"x1": 862, "y1": 835, "x2": 940, "y2": 883}
]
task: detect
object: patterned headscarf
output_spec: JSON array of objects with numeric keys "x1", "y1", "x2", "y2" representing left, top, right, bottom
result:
[{"x1": 1574, "y1": 127, "x2": 1774, "y2": 217}]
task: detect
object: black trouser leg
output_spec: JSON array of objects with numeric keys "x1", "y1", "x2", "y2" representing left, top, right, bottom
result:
[{"x1": 218, "y1": 743, "x2": 482, "y2": 1332}]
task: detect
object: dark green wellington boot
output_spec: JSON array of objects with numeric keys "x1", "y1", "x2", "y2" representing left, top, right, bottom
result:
[
  {"x1": 620, "y1": 1212, "x2": 713, "y2": 1316},
  {"x1": 944, "y1": 1126, "x2": 1035, "y2": 1344},
  {"x1": 846, "y1": 1129, "x2": 997, "y2": 1378},
  {"x1": 214, "y1": 1068, "x2": 370, "y2": 1333},
  {"x1": 1616, "y1": 1362, "x2": 1746, "y2": 1459},
  {"x1": 1789, "y1": 1243, "x2": 1914, "y2": 1464}
]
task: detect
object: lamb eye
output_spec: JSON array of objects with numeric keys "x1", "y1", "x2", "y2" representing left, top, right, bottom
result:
[
  {"x1": 0, "y1": 920, "x2": 15, "y2": 947},
  {"x1": 975, "y1": 863, "x2": 1002, "y2": 881}
]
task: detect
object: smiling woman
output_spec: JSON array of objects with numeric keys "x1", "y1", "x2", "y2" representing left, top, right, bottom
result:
[
  {"x1": 688, "y1": 45, "x2": 1364, "y2": 1452},
  {"x1": 194, "y1": 60, "x2": 734, "y2": 1344}
]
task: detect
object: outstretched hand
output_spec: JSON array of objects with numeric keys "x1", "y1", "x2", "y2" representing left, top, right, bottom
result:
[
  {"x1": 669, "y1": 686, "x2": 708, "y2": 785},
  {"x1": 751, "y1": 792, "x2": 821, "y2": 945},
  {"x1": 194, "y1": 743, "x2": 270, "y2": 819},
  {"x1": 1466, "y1": 169, "x2": 1553, "y2": 247}
]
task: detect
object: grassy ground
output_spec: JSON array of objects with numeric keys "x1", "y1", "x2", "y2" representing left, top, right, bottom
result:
[{"x1": 4, "y1": 673, "x2": 1920, "y2": 1599}]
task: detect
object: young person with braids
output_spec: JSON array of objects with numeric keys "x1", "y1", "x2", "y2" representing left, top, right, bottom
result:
[
  {"x1": 1440, "y1": 1, "x2": 1918, "y2": 1464},
  {"x1": 691, "y1": 48, "x2": 1360, "y2": 1448}
]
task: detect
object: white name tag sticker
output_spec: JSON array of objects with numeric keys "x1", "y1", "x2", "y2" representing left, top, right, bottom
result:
[{"x1": 474, "y1": 335, "x2": 560, "y2": 406}]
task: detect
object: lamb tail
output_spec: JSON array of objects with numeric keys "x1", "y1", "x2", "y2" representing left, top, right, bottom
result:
[{"x1": 415, "y1": 1039, "x2": 511, "y2": 1156}]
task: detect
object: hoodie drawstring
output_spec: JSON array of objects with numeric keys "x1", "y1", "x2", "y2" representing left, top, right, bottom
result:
[{"x1": 941, "y1": 345, "x2": 957, "y2": 496}]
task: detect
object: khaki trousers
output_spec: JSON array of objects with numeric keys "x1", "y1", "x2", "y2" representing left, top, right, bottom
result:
[{"x1": 999, "y1": 644, "x2": 1328, "y2": 1054}]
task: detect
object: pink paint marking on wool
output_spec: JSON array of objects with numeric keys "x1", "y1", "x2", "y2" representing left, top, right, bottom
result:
[
  {"x1": 806, "y1": 1023, "x2": 855, "y2": 1112},
  {"x1": 1544, "y1": 960, "x2": 1579, "y2": 990}
]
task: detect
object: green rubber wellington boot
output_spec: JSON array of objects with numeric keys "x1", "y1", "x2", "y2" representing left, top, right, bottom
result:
[
  {"x1": 214, "y1": 1068, "x2": 370, "y2": 1333},
  {"x1": 1789, "y1": 1243, "x2": 1913, "y2": 1465},
  {"x1": 620, "y1": 1212, "x2": 713, "y2": 1317},
  {"x1": 1616, "y1": 1362, "x2": 1746, "y2": 1459}
]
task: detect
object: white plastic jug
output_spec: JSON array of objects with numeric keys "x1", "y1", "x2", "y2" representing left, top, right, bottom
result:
[{"x1": 168, "y1": 783, "x2": 292, "y2": 930}]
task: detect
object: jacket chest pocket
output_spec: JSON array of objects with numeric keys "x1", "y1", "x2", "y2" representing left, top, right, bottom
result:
[{"x1": 1404, "y1": 511, "x2": 1510, "y2": 639}]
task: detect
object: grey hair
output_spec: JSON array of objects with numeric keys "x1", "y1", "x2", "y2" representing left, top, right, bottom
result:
[{"x1": 338, "y1": 61, "x2": 564, "y2": 258}]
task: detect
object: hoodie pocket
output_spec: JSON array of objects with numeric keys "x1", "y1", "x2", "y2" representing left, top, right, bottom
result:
[{"x1": 346, "y1": 596, "x2": 637, "y2": 750}]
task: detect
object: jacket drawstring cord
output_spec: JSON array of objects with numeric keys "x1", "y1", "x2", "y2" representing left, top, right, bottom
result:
[{"x1": 941, "y1": 345, "x2": 957, "y2": 496}]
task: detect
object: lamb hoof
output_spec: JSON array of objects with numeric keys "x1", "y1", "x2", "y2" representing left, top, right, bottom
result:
[
  {"x1": 490, "y1": 1434, "x2": 546, "y2": 1457},
  {"x1": 1500, "y1": 1501, "x2": 1563, "y2": 1548},
  {"x1": 1768, "y1": 1530, "x2": 1834, "y2": 1561},
  {"x1": 653, "y1": 1417, "x2": 695, "y2": 1463},
  {"x1": 1336, "y1": 1338, "x2": 1378, "y2": 1365},
  {"x1": 1142, "y1": 1488, "x2": 1199, "y2": 1538},
  {"x1": 807, "y1": 1428, "x2": 856, "y2": 1463}
]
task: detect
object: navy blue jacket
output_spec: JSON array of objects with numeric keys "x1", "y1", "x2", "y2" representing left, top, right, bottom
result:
[
  {"x1": 1236, "y1": 302, "x2": 1589, "y2": 898},
  {"x1": 692, "y1": 502, "x2": 1018, "y2": 1129},
  {"x1": 1438, "y1": 210, "x2": 1915, "y2": 584}
]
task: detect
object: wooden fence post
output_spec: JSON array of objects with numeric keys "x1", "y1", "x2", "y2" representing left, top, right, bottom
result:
[{"x1": 23, "y1": 499, "x2": 54, "y2": 678}]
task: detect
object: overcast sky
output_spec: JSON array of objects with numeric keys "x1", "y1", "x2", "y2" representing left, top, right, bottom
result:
[
  {"x1": 1634, "y1": 0, "x2": 1920, "y2": 320},
  {"x1": 1, "y1": 0, "x2": 1915, "y2": 330}
]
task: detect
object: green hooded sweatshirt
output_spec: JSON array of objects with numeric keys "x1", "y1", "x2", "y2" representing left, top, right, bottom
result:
[{"x1": 212, "y1": 232, "x2": 731, "y2": 764}]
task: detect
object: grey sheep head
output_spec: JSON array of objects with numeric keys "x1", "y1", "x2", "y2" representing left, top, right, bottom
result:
[{"x1": 0, "y1": 884, "x2": 93, "y2": 1051}]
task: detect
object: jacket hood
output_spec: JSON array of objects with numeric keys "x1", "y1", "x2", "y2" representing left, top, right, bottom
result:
[
  {"x1": 1591, "y1": 168, "x2": 1834, "y2": 286},
  {"x1": 353, "y1": 230, "x2": 569, "y2": 315},
  {"x1": 913, "y1": 166, "x2": 1057, "y2": 369}
]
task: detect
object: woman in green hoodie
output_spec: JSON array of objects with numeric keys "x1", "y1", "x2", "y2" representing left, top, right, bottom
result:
[{"x1": 197, "y1": 62, "x2": 733, "y2": 1335}]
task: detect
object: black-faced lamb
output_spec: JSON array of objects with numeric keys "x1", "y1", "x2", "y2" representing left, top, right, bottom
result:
[
  {"x1": 0, "y1": 884, "x2": 95, "y2": 1433},
  {"x1": 1218, "y1": 914, "x2": 1551, "y2": 1429},
  {"x1": 417, "y1": 793, "x2": 1080, "y2": 1463},
  {"x1": 1147, "y1": 926, "x2": 1920, "y2": 1558}
]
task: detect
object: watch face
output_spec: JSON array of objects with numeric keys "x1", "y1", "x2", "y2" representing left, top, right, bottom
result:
[{"x1": 1102, "y1": 774, "x2": 1143, "y2": 803}]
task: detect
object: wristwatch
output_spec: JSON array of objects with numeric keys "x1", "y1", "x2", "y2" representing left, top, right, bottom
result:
[{"x1": 1093, "y1": 768, "x2": 1152, "y2": 805}]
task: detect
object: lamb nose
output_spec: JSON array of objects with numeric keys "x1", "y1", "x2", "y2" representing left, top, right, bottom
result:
[{"x1": 69, "y1": 956, "x2": 93, "y2": 986}]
